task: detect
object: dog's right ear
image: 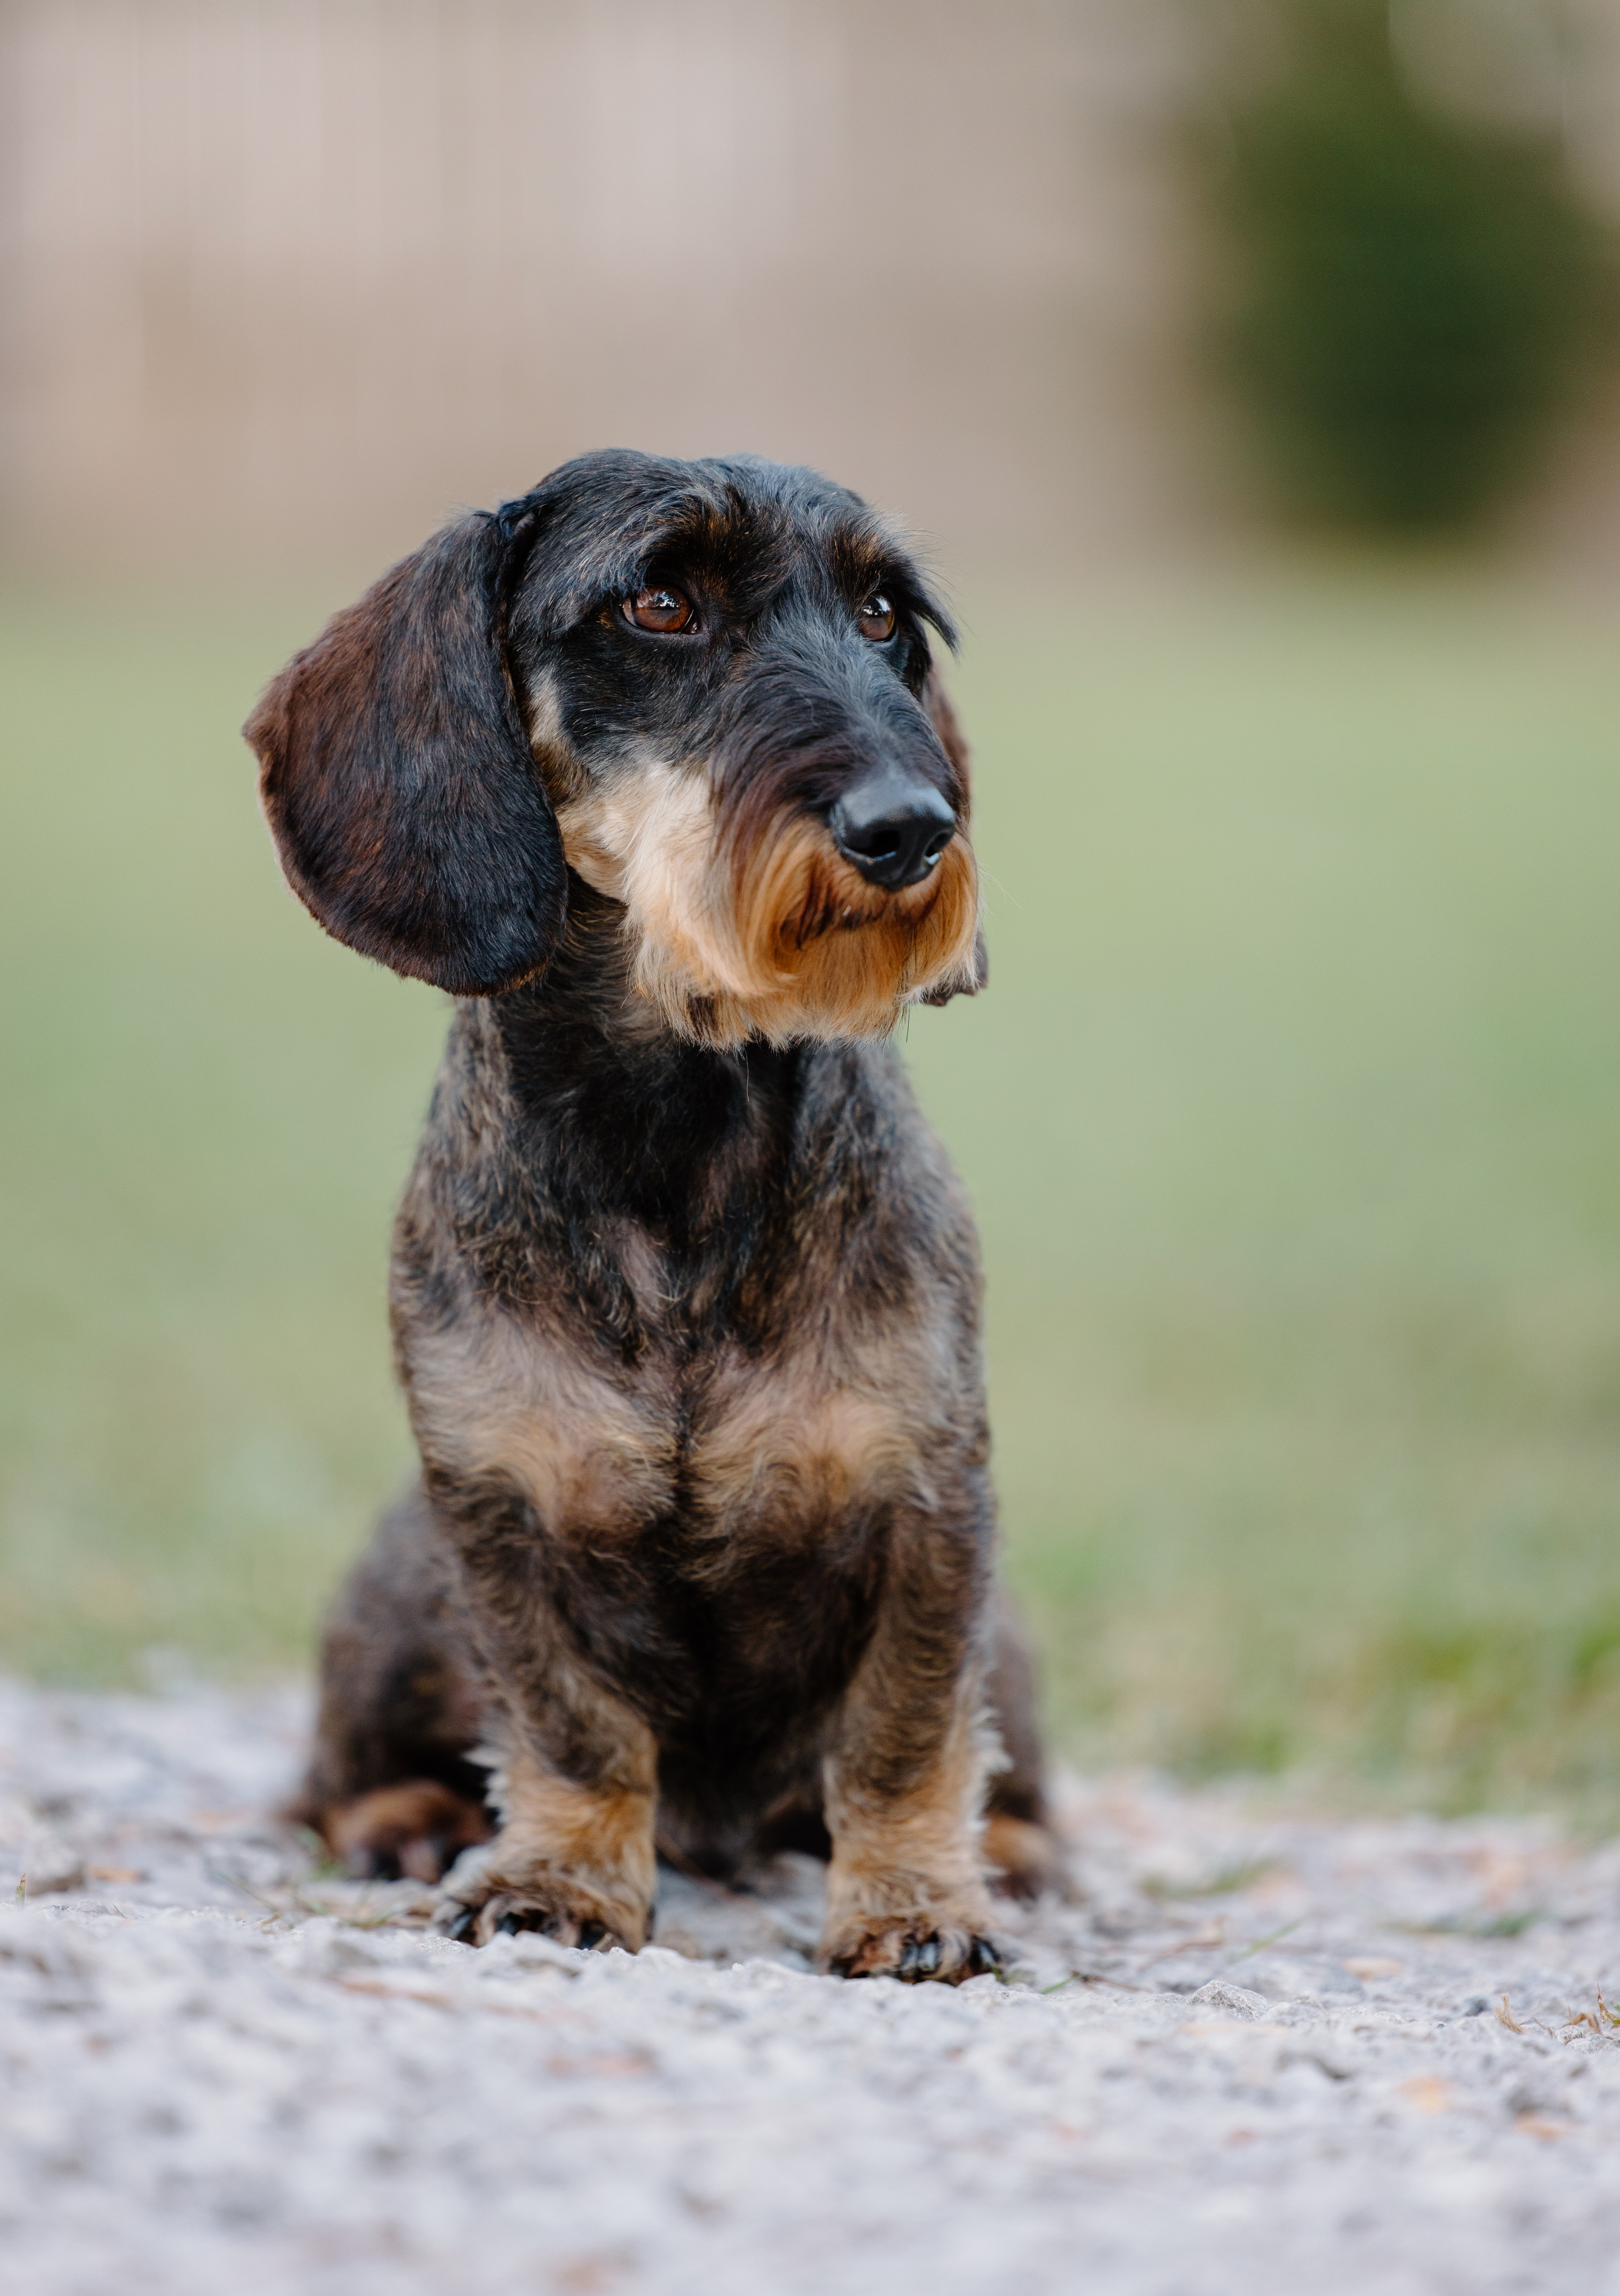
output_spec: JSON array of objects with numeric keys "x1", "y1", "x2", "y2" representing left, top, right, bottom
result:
[
  {"x1": 244, "y1": 504, "x2": 566, "y2": 996},
  {"x1": 916, "y1": 663, "x2": 987, "y2": 1004}
]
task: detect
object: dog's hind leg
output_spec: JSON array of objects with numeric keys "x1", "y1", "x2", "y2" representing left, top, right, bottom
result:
[
  {"x1": 982, "y1": 1585, "x2": 1070, "y2": 1902},
  {"x1": 289, "y1": 1484, "x2": 493, "y2": 1882}
]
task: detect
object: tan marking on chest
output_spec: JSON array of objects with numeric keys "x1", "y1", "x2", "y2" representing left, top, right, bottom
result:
[
  {"x1": 405, "y1": 1274, "x2": 964, "y2": 1547},
  {"x1": 405, "y1": 1298, "x2": 676, "y2": 1536},
  {"x1": 683, "y1": 1324, "x2": 958, "y2": 1546}
]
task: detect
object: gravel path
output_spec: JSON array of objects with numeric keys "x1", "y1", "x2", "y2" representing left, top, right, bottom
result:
[{"x1": 4, "y1": 1677, "x2": 1620, "y2": 2294}]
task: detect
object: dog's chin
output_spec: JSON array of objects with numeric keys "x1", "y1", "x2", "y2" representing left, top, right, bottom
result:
[{"x1": 636, "y1": 830, "x2": 982, "y2": 1051}]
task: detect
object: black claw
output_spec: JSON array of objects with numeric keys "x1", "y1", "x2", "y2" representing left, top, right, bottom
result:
[
  {"x1": 968, "y1": 1936, "x2": 1000, "y2": 1977},
  {"x1": 576, "y1": 1919, "x2": 609, "y2": 1950},
  {"x1": 496, "y1": 1908, "x2": 534, "y2": 1936},
  {"x1": 897, "y1": 1936, "x2": 942, "y2": 1980},
  {"x1": 441, "y1": 1905, "x2": 479, "y2": 1943}
]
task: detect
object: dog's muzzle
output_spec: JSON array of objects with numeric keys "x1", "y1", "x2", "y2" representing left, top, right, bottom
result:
[{"x1": 829, "y1": 766, "x2": 956, "y2": 892}]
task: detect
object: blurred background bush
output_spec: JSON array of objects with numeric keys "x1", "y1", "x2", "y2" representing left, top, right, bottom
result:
[
  {"x1": 1211, "y1": 0, "x2": 1615, "y2": 529},
  {"x1": 4, "y1": 0, "x2": 1620, "y2": 1819}
]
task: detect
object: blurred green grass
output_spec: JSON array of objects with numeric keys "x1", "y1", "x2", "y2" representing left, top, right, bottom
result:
[{"x1": 4, "y1": 571, "x2": 1620, "y2": 1817}]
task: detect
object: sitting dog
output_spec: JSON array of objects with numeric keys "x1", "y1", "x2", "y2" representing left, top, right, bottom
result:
[{"x1": 247, "y1": 450, "x2": 1061, "y2": 1980}]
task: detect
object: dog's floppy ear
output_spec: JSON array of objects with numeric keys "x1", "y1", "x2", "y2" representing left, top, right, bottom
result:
[
  {"x1": 917, "y1": 665, "x2": 988, "y2": 1005},
  {"x1": 921, "y1": 662, "x2": 971, "y2": 803},
  {"x1": 244, "y1": 501, "x2": 565, "y2": 996}
]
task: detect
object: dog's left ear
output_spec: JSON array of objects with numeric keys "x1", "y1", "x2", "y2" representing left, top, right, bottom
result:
[
  {"x1": 244, "y1": 501, "x2": 566, "y2": 997},
  {"x1": 921, "y1": 664, "x2": 971, "y2": 801},
  {"x1": 917, "y1": 666, "x2": 988, "y2": 1005}
]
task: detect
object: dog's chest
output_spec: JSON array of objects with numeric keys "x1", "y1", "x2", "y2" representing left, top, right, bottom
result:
[
  {"x1": 406, "y1": 1245, "x2": 947, "y2": 1555},
  {"x1": 400, "y1": 1024, "x2": 975, "y2": 1554}
]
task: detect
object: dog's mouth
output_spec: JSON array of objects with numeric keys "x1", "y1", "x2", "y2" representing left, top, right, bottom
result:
[
  {"x1": 782, "y1": 848, "x2": 950, "y2": 951},
  {"x1": 553, "y1": 757, "x2": 978, "y2": 1046}
]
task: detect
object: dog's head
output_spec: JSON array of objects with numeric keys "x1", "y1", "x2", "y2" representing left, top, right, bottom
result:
[{"x1": 246, "y1": 450, "x2": 982, "y2": 1048}]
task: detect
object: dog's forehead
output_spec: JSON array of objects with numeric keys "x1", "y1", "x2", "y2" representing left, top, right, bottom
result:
[{"x1": 513, "y1": 450, "x2": 919, "y2": 630}]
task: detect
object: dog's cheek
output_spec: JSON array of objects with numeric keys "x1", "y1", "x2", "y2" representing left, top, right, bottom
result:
[
  {"x1": 523, "y1": 671, "x2": 590, "y2": 808},
  {"x1": 554, "y1": 792, "x2": 629, "y2": 900},
  {"x1": 555, "y1": 759, "x2": 714, "y2": 913}
]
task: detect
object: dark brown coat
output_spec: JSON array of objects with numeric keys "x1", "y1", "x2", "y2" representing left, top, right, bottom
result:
[{"x1": 251, "y1": 451, "x2": 1058, "y2": 1978}]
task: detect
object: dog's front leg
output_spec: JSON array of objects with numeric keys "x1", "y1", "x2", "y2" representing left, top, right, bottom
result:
[
  {"x1": 436, "y1": 1733, "x2": 657, "y2": 1951},
  {"x1": 430, "y1": 1573, "x2": 657, "y2": 1951},
  {"x1": 819, "y1": 1533, "x2": 1001, "y2": 1984}
]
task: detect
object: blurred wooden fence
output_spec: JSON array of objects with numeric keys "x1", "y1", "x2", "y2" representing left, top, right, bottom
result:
[{"x1": 0, "y1": 0, "x2": 1191, "y2": 573}]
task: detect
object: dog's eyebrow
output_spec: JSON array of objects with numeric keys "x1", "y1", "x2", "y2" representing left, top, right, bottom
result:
[
  {"x1": 828, "y1": 520, "x2": 958, "y2": 652},
  {"x1": 504, "y1": 463, "x2": 957, "y2": 651},
  {"x1": 518, "y1": 507, "x2": 722, "y2": 632}
]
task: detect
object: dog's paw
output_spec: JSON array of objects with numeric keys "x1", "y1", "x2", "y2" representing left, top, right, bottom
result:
[
  {"x1": 433, "y1": 1888, "x2": 627, "y2": 1951},
  {"x1": 431, "y1": 1846, "x2": 645, "y2": 1952},
  {"x1": 320, "y1": 1781, "x2": 490, "y2": 1886},
  {"x1": 820, "y1": 1916, "x2": 1002, "y2": 1984},
  {"x1": 983, "y1": 1813, "x2": 1072, "y2": 1905}
]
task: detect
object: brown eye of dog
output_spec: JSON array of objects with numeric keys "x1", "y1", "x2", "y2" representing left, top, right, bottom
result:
[
  {"x1": 857, "y1": 594, "x2": 896, "y2": 643},
  {"x1": 626, "y1": 586, "x2": 694, "y2": 634}
]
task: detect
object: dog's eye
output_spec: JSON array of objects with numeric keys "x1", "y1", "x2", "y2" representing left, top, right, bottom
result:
[
  {"x1": 857, "y1": 594, "x2": 896, "y2": 643},
  {"x1": 626, "y1": 587, "x2": 694, "y2": 634}
]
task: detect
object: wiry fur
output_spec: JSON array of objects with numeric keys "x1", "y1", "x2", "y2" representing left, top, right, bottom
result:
[
  {"x1": 253, "y1": 450, "x2": 1061, "y2": 1981},
  {"x1": 556, "y1": 747, "x2": 979, "y2": 1049}
]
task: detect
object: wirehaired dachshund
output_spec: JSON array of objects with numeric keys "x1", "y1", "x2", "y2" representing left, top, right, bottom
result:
[{"x1": 246, "y1": 450, "x2": 1062, "y2": 1981}]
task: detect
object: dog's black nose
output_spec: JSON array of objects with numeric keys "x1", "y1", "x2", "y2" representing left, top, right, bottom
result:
[{"x1": 830, "y1": 768, "x2": 956, "y2": 891}]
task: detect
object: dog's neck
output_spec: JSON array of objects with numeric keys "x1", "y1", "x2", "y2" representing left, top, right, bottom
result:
[{"x1": 485, "y1": 874, "x2": 817, "y2": 1236}]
